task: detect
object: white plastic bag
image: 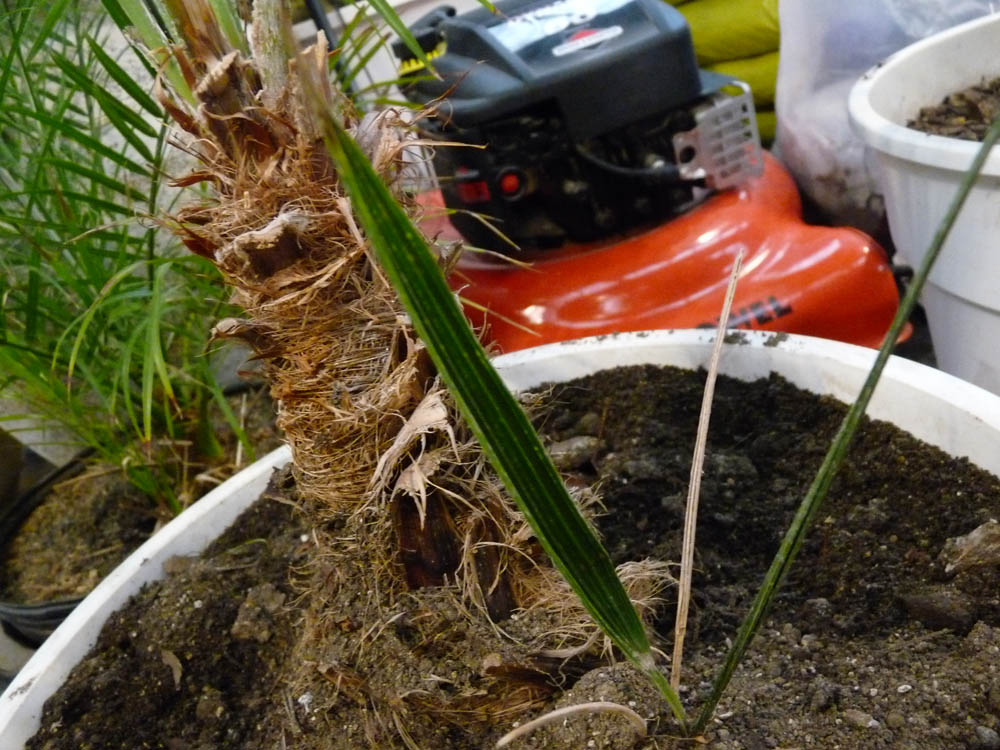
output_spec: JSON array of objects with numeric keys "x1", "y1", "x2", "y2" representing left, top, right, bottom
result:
[{"x1": 774, "y1": 0, "x2": 996, "y2": 233}]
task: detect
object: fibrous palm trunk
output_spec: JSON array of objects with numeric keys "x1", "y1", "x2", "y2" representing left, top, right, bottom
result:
[
  {"x1": 162, "y1": 0, "x2": 526, "y2": 620},
  {"x1": 150, "y1": 0, "x2": 667, "y2": 743}
]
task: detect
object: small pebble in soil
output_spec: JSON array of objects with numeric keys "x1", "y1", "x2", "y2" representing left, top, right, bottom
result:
[
  {"x1": 230, "y1": 582, "x2": 286, "y2": 643},
  {"x1": 842, "y1": 708, "x2": 879, "y2": 729},
  {"x1": 975, "y1": 725, "x2": 1000, "y2": 750},
  {"x1": 940, "y1": 519, "x2": 1000, "y2": 574},
  {"x1": 548, "y1": 435, "x2": 601, "y2": 470},
  {"x1": 900, "y1": 584, "x2": 978, "y2": 632},
  {"x1": 808, "y1": 680, "x2": 839, "y2": 712}
]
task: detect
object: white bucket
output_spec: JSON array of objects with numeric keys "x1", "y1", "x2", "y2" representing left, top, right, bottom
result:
[
  {"x1": 4, "y1": 330, "x2": 1000, "y2": 747},
  {"x1": 847, "y1": 13, "x2": 1000, "y2": 393}
]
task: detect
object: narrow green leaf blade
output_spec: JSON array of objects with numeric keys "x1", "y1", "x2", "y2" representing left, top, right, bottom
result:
[
  {"x1": 6, "y1": 105, "x2": 152, "y2": 177},
  {"x1": 86, "y1": 35, "x2": 163, "y2": 118},
  {"x1": 318, "y1": 112, "x2": 687, "y2": 726},
  {"x1": 26, "y1": 0, "x2": 74, "y2": 61},
  {"x1": 42, "y1": 159, "x2": 147, "y2": 202},
  {"x1": 207, "y1": 0, "x2": 248, "y2": 55},
  {"x1": 362, "y1": 0, "x2": 436, "y2": 76},
  {"x1": 100, "y1": 0, "x2": 193, "y2": 103}
]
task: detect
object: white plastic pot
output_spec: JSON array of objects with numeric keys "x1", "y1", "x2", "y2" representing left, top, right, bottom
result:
[
  {"x1": 5, "y1": 330, "x2": 1000, "y2": 747},
  {"x1": 848, "y1": 12, "x2": 1000, "y2": 393},
  {"x1": 0, "y1": 444, "x2": 292, "y2": 747}
]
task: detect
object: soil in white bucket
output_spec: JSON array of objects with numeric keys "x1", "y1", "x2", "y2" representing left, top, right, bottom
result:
[{"x1": 20, "y1": 360, "x2": 1000, "y2": 749}]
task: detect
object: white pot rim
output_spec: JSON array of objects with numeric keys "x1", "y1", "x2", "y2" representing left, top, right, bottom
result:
[{"x1": 848, "y1": 12, "x2": 1000, "y2": 175}]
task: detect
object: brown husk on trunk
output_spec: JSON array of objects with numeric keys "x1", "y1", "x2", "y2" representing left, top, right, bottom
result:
[{"x1": 146, "y1": 0, "x2": 671, "y2": 739}]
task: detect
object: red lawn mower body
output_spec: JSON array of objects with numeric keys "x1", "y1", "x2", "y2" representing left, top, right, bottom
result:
[{"x1": 424, "y1": 153, "x2": 900, "y2": 353}]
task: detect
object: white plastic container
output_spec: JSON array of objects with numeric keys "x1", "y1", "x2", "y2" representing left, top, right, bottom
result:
[
  {"x1": 848, "y1": 13, "x2": 1000, "y2": 393},
  {"x1": 6, "y1": 330, "x2": 1000, "y2": 747},
  {"x1": 0, "y1": 444, "x2": 292, "y2": 747}
]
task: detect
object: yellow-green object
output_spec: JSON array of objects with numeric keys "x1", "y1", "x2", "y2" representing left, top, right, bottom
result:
[
  {"x1": 707, "y1": 50, "x2": 778, "y2": 108},
  {"x1": 677, "y1": 0, "x2": 780, "y2": 64},
  {"x1": 755, "y1": 108, "x2": 776, "y2": 144}
]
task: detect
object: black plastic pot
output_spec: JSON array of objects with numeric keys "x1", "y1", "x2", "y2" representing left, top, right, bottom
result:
[{"x1": 0, "y1": 450, "x2": 92, "y2": 647}]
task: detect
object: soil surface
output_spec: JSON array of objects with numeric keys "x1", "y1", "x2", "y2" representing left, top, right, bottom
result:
[
  {"x1": 26, "y1": 365, "x2": 1000, "y2": 749},
  {"x1": 27, "y1": 467, "x2": 309, "y2": 750},
  {"x1": 910, "y1": 75, "x2": 1000, "y2": 140},
  {"x1": 0, "y1": 388, "x2": 280, "y2": 605},
  {"x1": 0, "y1": 470, "x2": 157, "y2": 602}
]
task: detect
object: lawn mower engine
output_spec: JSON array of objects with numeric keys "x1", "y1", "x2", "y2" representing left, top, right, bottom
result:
[
  {"x1": 389, "y1": 0, "x2": 902, "y2": 353},
  {"x1": 394, "y1": 0, "x2": 763, "y2": 253}
]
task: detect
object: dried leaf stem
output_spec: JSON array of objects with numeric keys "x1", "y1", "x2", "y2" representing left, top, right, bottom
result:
[{"x1": 671, "y1": 248, "x2": 745, "y2": 690}]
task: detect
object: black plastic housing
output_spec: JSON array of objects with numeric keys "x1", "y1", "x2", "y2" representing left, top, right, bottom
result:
[
  {"x1": 399, "y1": 0, "x2": 716, "y2": 141},
  {"x1": 396, "y1": 0, "x2": 732, "y2": 253}
]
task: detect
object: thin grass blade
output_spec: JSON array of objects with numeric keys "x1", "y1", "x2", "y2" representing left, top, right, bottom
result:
[
  {"x1": 86, "y1": 36, "x2": 163, "y2": 118},
  {"x1": 362, "y1": 0, "x2": 437, "y2": 76},
  {"x1": 207, "y1": 0, "x2": 247, "y2": 55},
  {"x1": 7, "y1": 105, "x2": 152, "y2": 177},
  {"x1": 42, "y1": 158, "x2": 148, "y2": 202},
  {"x1": 25, "y1": 0, "x2": 73, "y2": 61}
]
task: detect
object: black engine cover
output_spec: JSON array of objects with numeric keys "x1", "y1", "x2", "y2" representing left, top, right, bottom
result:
[{"x1": 396, "y1": 0, "x2": 734, "y2": 253}]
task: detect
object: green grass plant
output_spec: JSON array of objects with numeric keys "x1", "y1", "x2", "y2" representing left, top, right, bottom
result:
[{"x1": 0, "y1": 0, "x2": 250, "y2": 511}]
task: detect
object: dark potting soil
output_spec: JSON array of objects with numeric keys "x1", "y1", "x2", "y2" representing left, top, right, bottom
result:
[
  {"x1": 0, "y1": 471, "x2": 158, "y2": 603},
  {"x1": 909, "y1": 75, "x2": 1000, "y2": 140},
  {"x1": 0, "y1": 389, "x2": 281, "y2": 605},
  {"x1": 26, "y1": 365, "x2": 1000, "y2": 749},
  {"x1": 27, "y1": 467, "x2": 309, "y2": 750}
]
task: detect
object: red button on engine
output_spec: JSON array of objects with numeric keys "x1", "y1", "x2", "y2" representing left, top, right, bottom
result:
[{"x1": 499, "y1": 171, "x2": 521, "y2": 196}]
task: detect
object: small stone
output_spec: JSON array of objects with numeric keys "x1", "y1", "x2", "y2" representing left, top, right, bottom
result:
[
  {"x1": 781, "y1": 623, "x2": 802, "y2": 644},
  {"x1": 548, "y1": 435, "x2": 601, "y2": 470},
  {"x1": 809, "y1": 681, "x2": 838, "y2": 712},
  {"x1": 801, "y1": 633, "x2": 823, "y2": 651},
  {"x1": 940, "y1": 519, "x2": 1000, "y2": 574},
  {"x1": 975, "y1": 725, "x2": 1000, "y2": 749},
  {"x1": 843, "y1": 708, "x2": 879, "y2": 729},
  {"x1": 897, "y1": 684, "x2": 913, "y2": 694},
  {"x1": 574, "y1": 412, "x2": 601, "y2": 435},
  {"x1": 900, "y1": 585, "x2": 978, "y2": 632},
  {"x1": 885, "y1": 712, "x2": 905, "y2": 729},
  {"x1": 966, "y1": 622, "x2": 1000, "y2": 652},
  {"x1": 230, "y1": 582, "x2": 286, "y2": 642}
]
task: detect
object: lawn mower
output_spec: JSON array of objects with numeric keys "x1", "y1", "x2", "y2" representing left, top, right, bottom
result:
[{"x1": 390, "y1": 0, "x2": 900, "y2": 351}]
